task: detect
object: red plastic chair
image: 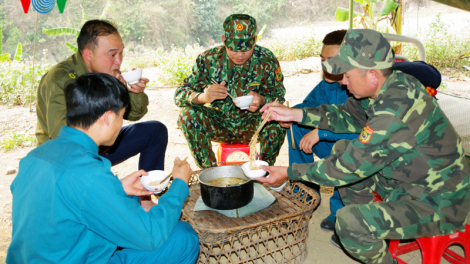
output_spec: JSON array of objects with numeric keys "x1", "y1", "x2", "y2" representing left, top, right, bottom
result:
[
  {"x1": 373, "y1": 191, "x2": 470, "y2": 263},
  {"x1": 389, "y1": 224, "x2": 470, "y2": 264},
  {"x1": 216, "y1": 143, "x2": 250, "y2": 165}
]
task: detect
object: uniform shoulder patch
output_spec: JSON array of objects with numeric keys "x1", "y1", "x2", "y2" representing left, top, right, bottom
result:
[
  {"x1": 358, "y1": 125, "x2": 374, "y2": 144},
  {"x1": 69, "y1": 73, "x2": 76, "y2": 79},
  {"x1": 275, "y1": 66, "x2": 282, "y2": 82}
]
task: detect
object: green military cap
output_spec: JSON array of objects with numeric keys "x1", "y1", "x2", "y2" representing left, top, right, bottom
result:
[
  {"x1": 322, "y1": 29, "x2": 394, "y2": 74},
  {"x1": 223, "y1": 14, "x2": 257, "y2": 52}
]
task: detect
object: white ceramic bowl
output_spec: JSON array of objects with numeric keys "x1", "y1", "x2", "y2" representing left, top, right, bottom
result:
[
  {"x1": 121, "y1": 69, "x2": 142, "y2": 85},
  {"x1": 233, "y1": 95, "x2": 254, "y2": 110},
  {"x1": 241, "y1": 160, "x2": 269, "y2": 178},
  {"x1": 141, "y1": 170, "x2": 171, "y2": 194}
]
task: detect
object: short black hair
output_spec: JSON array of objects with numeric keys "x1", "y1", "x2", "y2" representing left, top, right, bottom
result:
[
  {"x1": 77, "y1": 20, "x2": 118, "y2": 52},
  {"x1": 64, "y1": 73, "x2": 130, "y2": 129},
  {"x1": 323, "y1": 30, "x2": 347, "y2": 46}
]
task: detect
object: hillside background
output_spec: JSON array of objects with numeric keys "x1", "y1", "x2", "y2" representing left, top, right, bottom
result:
[{"x1": 1, "y1": 0, "x2": 425, "y2": 63}]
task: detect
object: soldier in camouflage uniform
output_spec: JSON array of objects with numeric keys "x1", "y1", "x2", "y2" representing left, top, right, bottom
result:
[
  {"x1": 174, "y1": 14, "x2": 286, "y2": 168},
  {"x1": 255, "y1": 29, "x2": 470, "y2": 264}
]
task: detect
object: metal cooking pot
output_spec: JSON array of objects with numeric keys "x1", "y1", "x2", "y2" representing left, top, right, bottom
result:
[{"x1": 198, "y1": 165, "x2": 254, "y2": 210}]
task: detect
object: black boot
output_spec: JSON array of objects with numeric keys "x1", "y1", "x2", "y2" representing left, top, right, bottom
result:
[
  {"x1": 320, "y1": 218, "x2": 335, "y2": 232},
  {"x1": 330, "y1": 234, "x2": 341, "y2": 249}
]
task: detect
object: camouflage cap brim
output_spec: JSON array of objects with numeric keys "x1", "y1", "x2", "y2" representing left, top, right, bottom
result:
[
  {"x1": 322, "y1": 55, "x2": 356, "y2": 75},
  {"x1": 323, "y1": 29, "x2": 395, "y2": 75},
  {"x1": 225, "y1": 37, "x2": 255, "y2": 52}
]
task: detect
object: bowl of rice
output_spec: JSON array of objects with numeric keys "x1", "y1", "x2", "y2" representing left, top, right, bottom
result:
[
  {"x1": 141, "y1": 170, "x2": 171, "y2": 194},
  {"x1": 241, "y1": 160, "x2": 269, "y2": 179}
]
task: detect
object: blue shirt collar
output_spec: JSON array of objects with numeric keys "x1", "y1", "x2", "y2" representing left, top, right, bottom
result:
[{"x1": 57, "y1": 126, "x2": 99, "y2": 154}]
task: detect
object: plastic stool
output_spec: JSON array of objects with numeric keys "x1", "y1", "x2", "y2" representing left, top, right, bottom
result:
[
  {"x1": 216, "y1": 143, "x2": 250, "y2": 165},
  {"x1": 389, "y1": 224, "x2": 470, "y2": 264}
]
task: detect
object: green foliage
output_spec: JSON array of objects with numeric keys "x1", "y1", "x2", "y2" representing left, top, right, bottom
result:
[
  {"x1": 256, "y1": 24, "x2": 267, "y2": 42},
  {"x1": 334, "y1": 0, "x2": 398, "y2": 31},
  {"x1": 0, "y1": 53, "x2": 9, "y2": 62},
  {"x1": 80, "y1": 4, "x2": 88, "y2": 25},
  {"x1": 5, "y1": 27, "x2": 21, "y2": 54},
  {"x1": 1, "y1": 132, "x2": 36, "y2": 152},
  {"x1": 0, "y1": 24, "x2": 3, "y2": 54},
  {"x1": 334, "y1": 7, "x2": 359, "y2": 22},
  {"x1": 43, "y1": 28, "x2": 80, "y2": 37},
  {"x1": 262, "y1": 32, "x2": 321, "y2": 61},
  {"x1": 100, "y1": 0, "x2": 112, "y2": 19},
  {"x1": 379, "y1": 0, "x2": 399, "y2": 17},
  {"x1": 401, "y1": 13, "x2": 470, "y2": 76},
  {"x1": 0, "y1": 60, "x2": 51, "y2": 105},
  {"x1": 121, "y1": 28, "x2": 321, "y2": 86},
  {"x1": 13, "y1": 43, "x2": 22, "y2": 61},
  {"x1": 231, "y1": 0, "x2": 287, "y2": 29},
  {"x1": 2, "y1": 0, "x2": 345, "y2": 61},
  {"x1": 42, "y1": 2, "x2": 111, "y2": 55},
  {"x1": 111, "y1": 0, "x2": 197, "y2": 47},
  {"x1": 121, "y1": 46, "x2": 166, "y2": 71},
  {"x1": 439, "y1": 81, "x2": 448, "y2": 92},
  {"x1": 158, "y1": 44, "x2": 205, "y2": 85},
  {"x1": 66, "y1": 43, "x2": 78, "y2": 53},
  {"x1": 121, "y1": 43, "x2": 205, "y2": 86},
  {"x1": 193, "y1": 0, "x2": 222, "y2": 43}
]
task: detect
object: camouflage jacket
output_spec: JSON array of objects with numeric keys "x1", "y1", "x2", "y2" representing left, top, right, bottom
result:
[
  {"x1": 289, "y1": 70, "x2": 470, "y2": 226},
  {"x1": 174, "y1": 45, "x2": 285, "y2": 117},
  {"x1": 36, "y1": 52, "x2": 149, "y2": 145}
]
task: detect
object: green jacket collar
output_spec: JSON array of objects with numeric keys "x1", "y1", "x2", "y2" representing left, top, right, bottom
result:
[{"x1": 72, "y1": 51, "x2": 90, "y2": 77}]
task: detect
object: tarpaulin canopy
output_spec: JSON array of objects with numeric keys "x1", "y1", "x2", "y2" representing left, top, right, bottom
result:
[{"x1": 431, "y1": 0, "x2": 470, "y2": 12}]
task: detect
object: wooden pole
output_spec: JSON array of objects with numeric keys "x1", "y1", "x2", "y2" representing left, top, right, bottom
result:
[
  {"x1": 349, "y1": 0, "x2": 354, "y2": 29},
  {"x1": 287, "y1": 101, "x2": 295, "y2": 150},
  {"x1": 393, "y1": 0, "x2": 404, "y2": 54},
  {"x1": 30, "y1": 11, "x2": 38, "y2": 112}
]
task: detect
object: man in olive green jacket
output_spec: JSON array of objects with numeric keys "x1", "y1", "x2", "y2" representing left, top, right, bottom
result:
[{"x1": 36, "y1": 20, "x2": 168, "y2": 209}]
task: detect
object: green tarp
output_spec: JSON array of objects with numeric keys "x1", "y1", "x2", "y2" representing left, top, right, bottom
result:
[{"x1": 432, "y1": 0, "x2": 470, "y2": 12}]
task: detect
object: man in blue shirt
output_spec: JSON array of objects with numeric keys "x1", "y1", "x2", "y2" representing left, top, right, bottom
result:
[
  {"x1": 8, "y1": 73, "x2": 199, "y2": 264},
  {"x1": 286, "y1": 30, "x2": 357, "y2": 246}
]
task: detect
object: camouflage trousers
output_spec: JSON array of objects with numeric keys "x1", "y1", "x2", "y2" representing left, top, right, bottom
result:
[
  {"x1": 177, "y1": 105, "x2": 286, "y2": 168},
  {"x1": 332, "y1": 140, "x2": 443, "y2": 264}
]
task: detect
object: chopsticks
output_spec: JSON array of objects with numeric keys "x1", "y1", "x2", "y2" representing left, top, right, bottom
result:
[
  {"x1": 150, "y1": 156, "x2": 188, "y2": 204},
  {"x1": 211, "y1": 78, "x2": 235, "y2": 100},
  {"x1": 287, "y1": 101, "x2": 295, "y2": 150},
  {"x1": 248, "y1": 99, "x2": 279, "y2": 167},
  {"x1": 251, "y1": 98, "x2": 279, "y2": 142},
  {"x1": 158, "y1": 156, "x2": 188, "y2": 184}
]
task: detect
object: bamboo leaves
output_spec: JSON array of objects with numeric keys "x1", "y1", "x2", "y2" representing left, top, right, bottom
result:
[
  {"x1": 378, "y1": 0, "x2": 399, "y2": 17},
  {"x1": 42, "y1": 27, "x2": 80, "y2": 37},
  {"x1": 334, "y1": 0, "x2": 399, "y2": 32},
  {"x1": 335, "y1": 7, "x2": 360, "y2": 22},
  {"x1": 65, "y1": 43, "x2": 78, "y2": 53},
  {"x1": 14, "y1": 44, "x2": 22, "y2": 61}
]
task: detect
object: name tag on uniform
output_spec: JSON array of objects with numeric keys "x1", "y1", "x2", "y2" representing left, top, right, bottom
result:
[{"x1": 247, "y1": 81, "x2": 260, "y2": 87}]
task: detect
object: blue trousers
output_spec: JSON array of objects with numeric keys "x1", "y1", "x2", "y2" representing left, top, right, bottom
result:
[
  {"x1": 287, "y1": 124, "x2": 344, "y2": 222},
  {"x1": 108, "y1": 221, "x2": 200, "y2": 264},
  {"x1": 101, "y1": 121, "x2": 168, "y2": 172}
]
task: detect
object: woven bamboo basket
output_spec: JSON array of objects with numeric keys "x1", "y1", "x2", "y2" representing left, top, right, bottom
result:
[{"x1": 180, "y1": 168, "x2": 320, "y2": 264}]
